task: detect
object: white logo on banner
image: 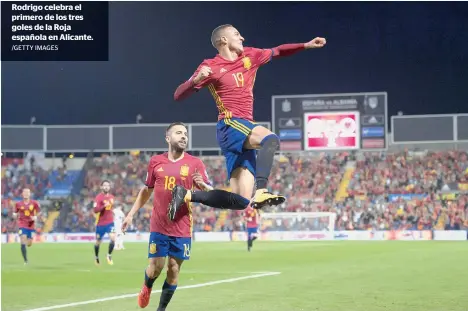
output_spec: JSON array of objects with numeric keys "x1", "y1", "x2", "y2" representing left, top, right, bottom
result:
[{"x1": 285, "y1": 119, "x2": 296, "y2": 126}]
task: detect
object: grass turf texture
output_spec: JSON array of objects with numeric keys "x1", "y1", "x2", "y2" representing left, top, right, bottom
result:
[{"x1": 2, "y1": 241, "x2": 467, "y2": 311}]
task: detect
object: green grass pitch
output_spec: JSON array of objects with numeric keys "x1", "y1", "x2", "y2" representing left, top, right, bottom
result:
[{"x1": 2, "y1": 241, "x2": 467, "y2": 311}]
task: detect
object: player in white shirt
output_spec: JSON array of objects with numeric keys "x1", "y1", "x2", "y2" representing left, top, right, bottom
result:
[{"x1": 113, "y1": 206, "x2": 126, "y2": 250}]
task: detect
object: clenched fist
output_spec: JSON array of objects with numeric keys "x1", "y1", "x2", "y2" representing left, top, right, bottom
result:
[
  {"x1": 193, "y1": 66, "x2": 212, "y2": 85},
  {"x1": 305, "y1": 37, "x2": 326, "y2": 49}
]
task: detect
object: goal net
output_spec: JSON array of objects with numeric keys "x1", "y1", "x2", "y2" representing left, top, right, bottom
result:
[{"x1": 257, "y1": 212, "x2": 337, "y2": 241}]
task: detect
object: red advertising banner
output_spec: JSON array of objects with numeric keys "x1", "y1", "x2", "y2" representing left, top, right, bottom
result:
[{"x1": 304, "y1": 112, "x2": 360, "y2": 150}]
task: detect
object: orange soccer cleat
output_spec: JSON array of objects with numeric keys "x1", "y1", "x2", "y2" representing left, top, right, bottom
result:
[{"x1": 137, "y1": 284, "x2": 152, "y2": 308}]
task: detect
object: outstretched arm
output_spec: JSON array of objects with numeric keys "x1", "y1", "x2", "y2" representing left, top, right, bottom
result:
[{"x1": 272, "y1": 37, "x2": 326, "y2": 59}]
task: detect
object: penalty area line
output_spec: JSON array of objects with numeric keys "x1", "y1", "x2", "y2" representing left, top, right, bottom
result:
[{"x1": 22, "y1": 271, "x2": 281, "y2": 311}]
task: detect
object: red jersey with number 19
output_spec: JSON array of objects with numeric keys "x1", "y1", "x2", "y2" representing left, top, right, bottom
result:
[
  {"x1": 145, "y1": 152, "x2": 210, "y2": 238},
  {"x1": 94, "y1": 193, "x2": 115, "y2": 226},
  {"x1": 189, "y1": 47, "x2": 273, "y2": 122}
]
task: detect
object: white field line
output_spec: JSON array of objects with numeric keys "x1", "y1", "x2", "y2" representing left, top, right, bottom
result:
[{"x1": 22, "y1": 271, "x2": 281, "y2": 311}]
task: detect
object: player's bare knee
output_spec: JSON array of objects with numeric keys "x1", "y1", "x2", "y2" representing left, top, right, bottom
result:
[
  {"x1": 166, "y1": 264, "x2": 180, "y2": 280},
  {"x1": 148, "y1": 259, "x2": 165, "y2": 277},
  {"x1": 95, "y1": 240, "x2": 101, "y2": 246},
  {"x1": 166, "y1": 261, "x2": 181, "y2": 283},
  {"x1": 27, "y1": 240, "x2": 32, "y2": 247}
]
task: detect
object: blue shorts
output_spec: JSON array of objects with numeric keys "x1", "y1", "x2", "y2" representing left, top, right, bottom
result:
[
  {"x1": 95, "y1": 223, "x2": 115, "y2": 241},
  {"x1": 148, "y1": 232, "x2": 192, "y2": 261},
  {"x1": 216, "y1": 118, "x2": 259, "y2": 180},
  {"x1": 18, "y1": 228, "x2": 34, "y2": 239},
  {"x1": 247, "y1": 227, "x2": 258, "y2": 239}
]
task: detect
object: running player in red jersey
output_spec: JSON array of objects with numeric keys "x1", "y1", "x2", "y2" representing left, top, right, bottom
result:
[
  {"x1": 121, "y1": 122, "x2": 251, "y2": 310},
  {"x1": 243, "y1": 205, "x2": 260, "y2": 252},
  {"x1": 13, "y1": 188, "x2": 40, "y2": 264},
  {"x1": 122, "y1": 122, "x2": 211, "y2": 310},
  {"x1": 93, "y1": 180, "x2": 116, "y2": 265},
  {"x1": 174, "y1": 24, "x2": 326, "y2": 210}
]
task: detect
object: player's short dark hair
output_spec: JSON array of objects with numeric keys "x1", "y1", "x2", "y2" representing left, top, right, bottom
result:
[
  {"x1": 101, "y1": 180, "x2": 110, "y2": 186},
  {"x1": 211, "y1": 24, "x2": 233, "y2": 48},
  {"x1": 166, "y1": 122, "x2": 187, "y2": 134}
]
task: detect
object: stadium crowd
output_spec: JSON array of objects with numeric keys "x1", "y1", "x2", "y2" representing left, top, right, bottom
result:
[
  {"x1": 2, "y1": 150, "x2": 468, "y2": 233},
  {"x1": 342, "y1": 150, "x2": 468, "y2": 231}
]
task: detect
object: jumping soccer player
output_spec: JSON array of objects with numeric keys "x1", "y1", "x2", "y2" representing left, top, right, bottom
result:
[
  {"x1": 93, "y1": 180, "x2": 116, "y2": 265},
  {"x1": 243, "y1": 205, "x2": 260, "y2": 252},
  {"x1": 113, "y1": 206, "x2": 125, "y2": 250},
  {"x1": 121, "y1": 122, "x2": 250, "y2": 310},
  {"x1": 174, "y1": 24, "x2": 326, "y2": 210},
  {"x1": 13, "y1": 188, "x2": 40, "y2": 264}
]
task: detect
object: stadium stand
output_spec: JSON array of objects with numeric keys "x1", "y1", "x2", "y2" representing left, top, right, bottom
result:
[{"x1": 3, "y1": 150, "x2": 467, "y2": 234}]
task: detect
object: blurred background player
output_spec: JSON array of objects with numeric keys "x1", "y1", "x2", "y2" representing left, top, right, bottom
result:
[
  {"x1": 121, "y1": 122, "x2": 212, "y2": 311},
  {"x1": 12, "y1": 188, "x2": 40, "y2": 265},
  {"x1": 174, "y1": 24, "x2": 326, "y2": 210},
  {"x1": 113, "y1": 206, "x2": 125, "y2": 250},
  {"x1": 93, "y1": 180, "x2": 116, "y2": 265},
  {"x1": 243, "y1": 205, "x2": 260, "y2": 252}
]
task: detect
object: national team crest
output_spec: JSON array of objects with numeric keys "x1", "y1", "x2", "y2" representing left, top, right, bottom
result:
[
  {"x1": 180, "y1": 164, "x2": 189, "y2": 177},
  {"x1": 29, "y1": 205, "x2": 34, "y2": 211},
  {"x1": 149, "y1": 243, "x2": 157, "y2": 254},
  {"x1": 242, "y1": 57, "x2": 251, "y2": 70},
  {"x1": 282, "y1": 100, "x2": 291, "y2": 112},
  {"x1": 368, "y1": 97, "x2": 378, "y2": 109}
]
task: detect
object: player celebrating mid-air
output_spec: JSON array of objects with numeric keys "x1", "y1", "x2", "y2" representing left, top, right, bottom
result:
[
  {"x1": 13, "y1": 188, "x2": 40, "y2": 265},
  {"x1": 174, "y1": 24, "x2": 326, "y2": 210},
  {"x1": 113, "y1": 206, "x2": 126, "y2": 250},
  {"x1": 121, "y1": 122, "x2": 252, "y2": 310},
  {"x1": 93, "y1": 180, "x2": 116, "y2": 265},
  {"x1": 243, "y1": 205, "x2": 260, "y2": 252}
]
